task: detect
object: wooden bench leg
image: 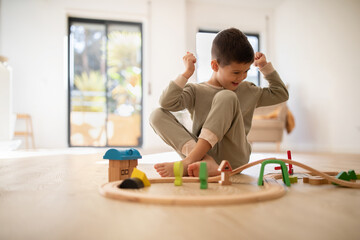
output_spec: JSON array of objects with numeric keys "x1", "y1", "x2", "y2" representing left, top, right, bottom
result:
[{"x1": 276, "y1": 142, "x2": 281, "y2": 152}]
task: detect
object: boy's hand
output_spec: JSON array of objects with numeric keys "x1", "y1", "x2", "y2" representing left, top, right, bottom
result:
[
  {"x1": 182, "y1": 52, "x2": 197, "y2": 79},
  {"x1": 254, "y1": 52, "x2": 267, "y2": 69}
]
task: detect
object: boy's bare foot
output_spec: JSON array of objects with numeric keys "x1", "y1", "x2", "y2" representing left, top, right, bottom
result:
[
  {"x1": 187, "y1": 155, "x2": 220, "y2": 177},
  {"x1": 154, "y1": 158, "x2": 192, "y2": 177},
  {"x1": 155, "y1": 138, "x2": 213, "y2": 177},
  {"x1": 154, "y1": 162, "x2": 176, "y2": 177}
]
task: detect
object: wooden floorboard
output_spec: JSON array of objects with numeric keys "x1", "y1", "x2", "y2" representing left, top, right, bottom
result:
[{"x1": 0, "y1": 151, "x2": 360, "y2": 240}]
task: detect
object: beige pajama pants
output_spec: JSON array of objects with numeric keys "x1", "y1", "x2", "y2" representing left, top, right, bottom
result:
[{"x1": 149, "y1": 90, "x2": 251, "y2": 169}]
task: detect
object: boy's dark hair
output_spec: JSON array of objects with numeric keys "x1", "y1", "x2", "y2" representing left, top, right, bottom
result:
[{"x1": 211, "y1": 28, "x2": 254, "y2": 66}]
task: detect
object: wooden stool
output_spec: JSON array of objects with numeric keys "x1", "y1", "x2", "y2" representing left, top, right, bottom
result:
[{"x1": 14, "y1": 113, "x2": 35, "y2": 149}]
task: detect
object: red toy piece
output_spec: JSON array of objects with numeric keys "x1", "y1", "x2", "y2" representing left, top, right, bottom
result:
[{"x1": 274, "y1": 150, "x2": 294, "y2": 175}]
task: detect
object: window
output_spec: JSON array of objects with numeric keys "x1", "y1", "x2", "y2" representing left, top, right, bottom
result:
[
  {"x1": 196, "y1": 30, "x2": 260, "y2": 85},
  {"x1": 68, "y1": 18, "x2": 143, "y2": 147}
]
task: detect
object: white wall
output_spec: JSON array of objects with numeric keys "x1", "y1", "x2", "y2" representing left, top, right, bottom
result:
[
  {"x1": 143, "y1": 0, "x2": 187, "y2": 152},
  {"x1": 186, "y1": 0, "x2": 277, "y2": 81},
  {"x1": 0, "y1": 0, "x2": 186, "y2": 151},
  {"x1": 273, "y1": 0, "x2": 360, "y2": 153},
  {"x1": 2, "y1": 0, "x2": 360, "y2": 154},
  {"x1": 0, "y1": 0, "x2": 2, "y2": 54},
  {"x1": 0, "y1": 62, "x2": 12, "y2": 140}
]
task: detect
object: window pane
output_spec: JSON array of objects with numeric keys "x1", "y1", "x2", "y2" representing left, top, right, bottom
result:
[
  {"x1": 69, "y1": 22, "x2": 107, "y2": 146},
  {"x1": 246, "y1": 35, "x2": 259, "y2": 85},
  {"x1": 196, "y1": 31, "x2": 260, "y2": 85},
  {"x1": 106, "y1": 24, "x2": 142, "y2": 146},
  {"x1": 196, "y1": 32, "x2": 216, "y2": 83},
  {"x1": 69, "y1": 19, "x2": 143, "y2": 147}
]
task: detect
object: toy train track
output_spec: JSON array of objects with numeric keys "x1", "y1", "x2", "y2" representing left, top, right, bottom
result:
[{"x1": 99, "y1": 158, "x2": 360, "y2": 206}]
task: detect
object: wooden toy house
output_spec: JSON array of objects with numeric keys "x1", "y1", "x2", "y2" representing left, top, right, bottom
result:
[
  {"x1": 218, "y1": 160, "x2": 233, "y2": 185},
  {"x1": 103, "y1": 148, "x2": 142, "y2": 182}
]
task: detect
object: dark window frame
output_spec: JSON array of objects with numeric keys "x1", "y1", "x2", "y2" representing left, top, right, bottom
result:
[{"x1": 67, "y1": 17, "x2": 144, "y2": 148}]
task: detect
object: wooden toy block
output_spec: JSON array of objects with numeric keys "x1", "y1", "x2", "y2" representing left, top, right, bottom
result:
[
  {"x1": 108, "y1": 167, "x2": 118, "y2": 182},
  {"x1": 218, "y1": 160, "x2": 232, "y2": 185},
  {"x1": 109, "y1": 159, "x2": 137, "y2": 168},
  {"x1": 129, "y1": 159, "x2": 138, "y2": 167},
  {"x1": 348, "y1": 170, "x2": 357, "y2": 180},
  {"x1": 128, "y1": 160, "x2": 138, "y2": 176},
  {"x1": 303, "y1": 176, "x2": 309, "y2": 183},
  {"x1": 118, "y1": 178, "x2": 144, "y2": 189},
  {"x1": 119, "y1": 160, "x2": 130, "y2": 169},
  {"x1": 107, "y1": 160, "x2": 134, "y2": 181},
  {"x1": 109, "y1": 159, "x2": 122, "y2": 168},
  {"x1": 218, "y1": 160, "x2": 233, "y2": 172},
  {"x1": 128, "y1": 167, "x2": 135, "y2": 177},
  {"x1": 108, "y1": 167, "x2": 128, "y2": 182},
  {"x1": 303, "y1": 176, "x2": 329, "y2": 185},
  {"x1": 219, "y1": 172, "x2": 232, "y2": 185},
  {"x1": 357, "y1": 174, "x2": 360, "y2": 180},
  {"x1": 173, "y1": 161, "x2": 183, "y2": 186},
  {"x1": 103, "y1": 148, "x2": 142, "y2": 160},
  {"x1": 199, "y1": 162, "x2": 208, "y2": 189},
  {"x1": 308, "y1": 176, "x2": 329, "y2": 185},
  {"x1": 131, "y1": 168, "x2": 151, "y2": 187},
  {"x1": 289, "y1": 175, "x2": 298, "y2": 184},
  {"x1": 104, "y1": 148, "x2": 142, "y2": 183}
]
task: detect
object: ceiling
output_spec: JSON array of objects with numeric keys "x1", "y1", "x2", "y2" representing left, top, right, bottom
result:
[{"x1": 188, "y1": 0, "x2": 286, "y2": 9}]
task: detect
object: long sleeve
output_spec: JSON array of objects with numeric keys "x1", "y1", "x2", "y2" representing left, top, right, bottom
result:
[
  {"x1": 159, "y1": 75, "x2": 195, "y2": 112},
  {"x1": 256, "y1": 62, "x2": 289, "y2": 107}
]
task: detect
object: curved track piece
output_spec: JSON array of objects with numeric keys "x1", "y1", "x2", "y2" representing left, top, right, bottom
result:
[
  {"x1": 228, "y1": 158, "x2": 360, "y2": 188},
  {"x1": 99, "y1": 158, "x2": 360, "y2": 205},
  {"x1": 99, "y1": 179, "x2": 285, "y2": 206},
  {"x1": 147, "y1": 158, "x2": 360, "y2": 188}
]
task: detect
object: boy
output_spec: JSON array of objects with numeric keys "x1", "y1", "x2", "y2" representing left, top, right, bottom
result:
[{"x1": 150, "y1": 28, "x2": 288, "y2": 177}]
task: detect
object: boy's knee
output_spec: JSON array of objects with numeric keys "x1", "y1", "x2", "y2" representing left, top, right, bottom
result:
[
  {"x1": 149, "y1": 108, "x2": 174, "y2": 129},
  {"x1": 149, "y1": 108, "x2": 165, "y2": 128},
  {"x1": 213, "y1": 90, "x2": 238, "y2": 105}
]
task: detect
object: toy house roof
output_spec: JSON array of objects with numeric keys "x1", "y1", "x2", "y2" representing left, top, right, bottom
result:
[
  {"x1": 218, "y1": 160, "x2": 232, "y2": 172},
  {"x1": 103, "y1": 148, "x2": 142, "y2": 160}
]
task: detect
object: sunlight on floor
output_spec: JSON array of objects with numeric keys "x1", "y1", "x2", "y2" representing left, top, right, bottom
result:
[
  {"x1": 0, "y1": 148, "x2": 105, "y2": 159},
  {"x1": 0, "y1": 147, "x2": 289, "y2": 177}
]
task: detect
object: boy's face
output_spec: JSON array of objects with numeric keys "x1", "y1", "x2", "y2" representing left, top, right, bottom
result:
[{"x1": 211, "y1": 61, "x2": 252, "y2": 90}]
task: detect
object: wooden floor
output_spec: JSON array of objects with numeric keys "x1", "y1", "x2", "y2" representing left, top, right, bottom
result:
[{"x1": 1, "y1": 150, "x2": 360, "y2": 240}]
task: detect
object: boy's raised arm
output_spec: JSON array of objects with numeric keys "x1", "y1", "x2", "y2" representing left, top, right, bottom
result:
[
  {"x1": 182, "y1": 52, "x2": 197, "y2": 80},
  {"x1": 158, "y1": 52, "x2": 197, "y2": 111},
  {"x1": 254, "y1": 52, "x2": 289, "y2": 107}
]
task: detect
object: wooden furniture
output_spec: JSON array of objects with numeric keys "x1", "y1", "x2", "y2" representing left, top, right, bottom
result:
[
  {"x1": 14, "y1": 113, "x2": 35, "y2": 149},
  {"x1": 247, "y1": 102, "x2": 288, "y2": 151},
  {"x1": 0, "y1": 151, "x2": 359, "y2": 239}
]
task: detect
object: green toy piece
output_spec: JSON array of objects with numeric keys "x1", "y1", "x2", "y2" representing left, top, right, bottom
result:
[
  {"x1": 357, "y1": 174, "x2": 360, "y2": 180},
  {"x1": 336, "y1": 171, "x2": 350, "y2": 181},
  {"x1": 332, "y1": 171, "x2": 351, "y2": 185},
  {"x1": 289, "y1": 175, "x2": 298, "y2": 184},
  {"x1": 173, "y1": 161, "x2": 183, "y2": 186},
  {"x1": 258, "y1": 159, "x2": 291, "y2": 187},
  {"x1": 199, "y1": 162, "x2": 208, "y2": 189},
  {"x1": 347, "y1": 170, "x2": 357, "y2": 180}
]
